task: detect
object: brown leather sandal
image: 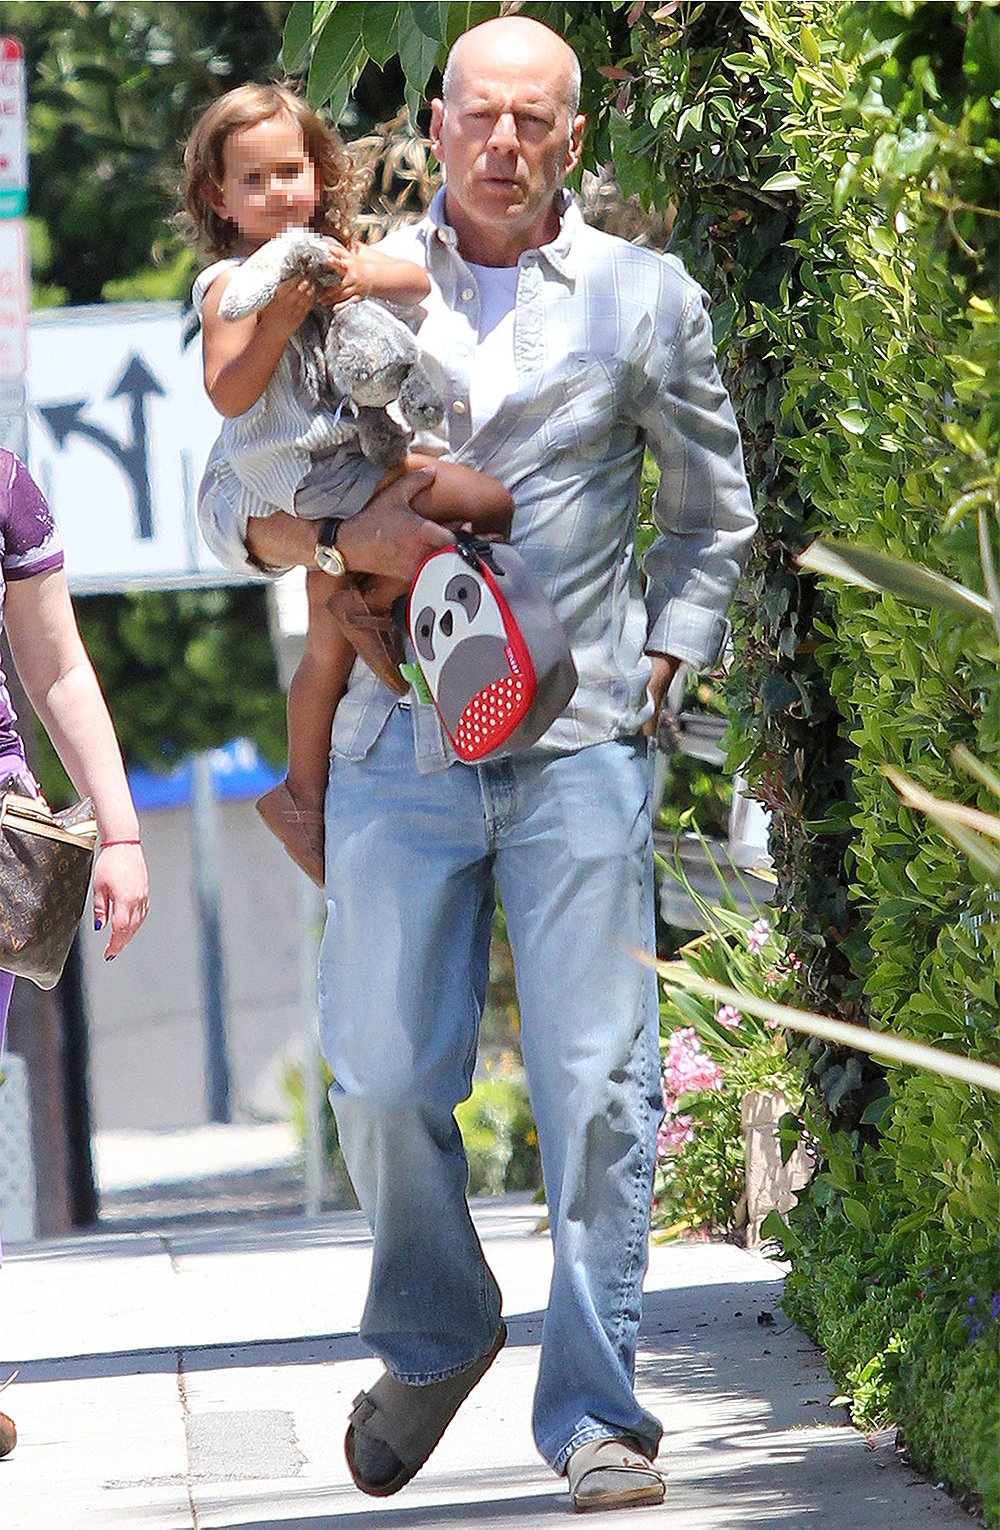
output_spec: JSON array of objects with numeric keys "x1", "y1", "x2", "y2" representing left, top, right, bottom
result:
[
  {"x1": 345, "y1": 1322, "x2": 506, "y2": 1497},
  {"x1": 566, "y1": 1438, "x2": 666, "y2": 1512},
  {"x1": 0, "y1": 1370, "x2": 17, "y2": 1458},
  {"x1": 325, "y1": 578, "x2": 409, "y2": 696},
  {"x1": 255, "y1": 781, "x2": 325, "y2": 887}
]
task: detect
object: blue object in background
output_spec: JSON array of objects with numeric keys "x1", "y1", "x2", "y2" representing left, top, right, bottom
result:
[{"x1": 128, "y1": 738, "x2": 282, "y2": 810}]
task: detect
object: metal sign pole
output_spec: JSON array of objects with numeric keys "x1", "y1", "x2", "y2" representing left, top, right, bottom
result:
[{"x1": 190, "y1": 752, "x2": 232, "y2": 1124}]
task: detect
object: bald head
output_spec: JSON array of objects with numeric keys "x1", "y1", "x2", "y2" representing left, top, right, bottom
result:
[{"x1": 442, "y1": 16, "x2": 581, "y2": 117}]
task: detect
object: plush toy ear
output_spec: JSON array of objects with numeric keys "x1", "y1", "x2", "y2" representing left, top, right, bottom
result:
[{"x1": 218, "y1": 249, "x2": 284, "y2": 321}]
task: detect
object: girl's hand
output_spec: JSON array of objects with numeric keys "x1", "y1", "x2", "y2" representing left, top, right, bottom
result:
[
  {"x1": 93, "y1": 843, "x2": 149, "y2": 961},
  {"x1": 261, "y1": 274, "x2": 317, "y2": 337},
  {"x1": 316, "y1": 244, "x2": 374, "y2": 307}
]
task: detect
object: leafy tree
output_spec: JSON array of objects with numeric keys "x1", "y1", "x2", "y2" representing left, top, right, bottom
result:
[
  {"x1": 35, "y1": 584, "x2": 287, "y2": 800},
  {"x1": 2, "y1": 1, "x2": 288, "y2": 304}
]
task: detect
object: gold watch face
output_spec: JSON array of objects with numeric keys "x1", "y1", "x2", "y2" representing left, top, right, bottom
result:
[{"x1": 314, "y1": 540, "x2": 346, "y2": 577}]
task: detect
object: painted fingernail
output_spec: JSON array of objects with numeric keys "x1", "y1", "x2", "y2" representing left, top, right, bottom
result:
[
  {"x1": 104, "y1": 952, "x2": 116, "y2": 962},
  {"x1": 94, "y1": 918, "x2": 103, "y2": 931}
]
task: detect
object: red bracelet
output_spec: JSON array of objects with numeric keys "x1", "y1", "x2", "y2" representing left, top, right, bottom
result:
[{"x1": 100, "y1": 838, "x2": 142, "y2": 848}]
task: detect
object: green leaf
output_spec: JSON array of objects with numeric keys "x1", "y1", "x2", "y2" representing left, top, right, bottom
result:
[
  {"x1": 363, "y1": 2, "x2": 401, "y2": 66},
  {"x1": 398, "y1": 10, "x2": 441, "y2": 108},
  {"x1": 409, "y1": 0, "x2": 449, "y2": 42},
  {"x1": 760, "y1": 1208, "x2": 798, "y2": 1248},
  {"x1": 307, "y1": 3, "x2": 366, "y2": 115},
  {"x1": 842, "y1": 1197, "x2": 872, "y2": 1232},
  {"x1": 281, "y1": 1, "x2": 316, "y2": 75},
  {"x1": 800, "y1": 24, "x2": 820, "y2": 66},
  {"x1": 796, "y1": 539, "x2": 994, "y2": 623},
  {"x1": 836, "y1": 408, "x2": 868, "y2": 435},
  {"x1": 760, "y1": 171, "x2": 802, "y2": 192}
]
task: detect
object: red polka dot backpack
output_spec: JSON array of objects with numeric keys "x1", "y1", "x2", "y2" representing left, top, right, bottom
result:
[{"x1": 401, "y1": 532, "x2": 578, "y2": 761}]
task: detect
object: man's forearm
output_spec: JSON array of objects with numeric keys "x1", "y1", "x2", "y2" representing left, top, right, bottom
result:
[
  {"x1": 245, "y1": 466, "x2": 453, "y2": 582},
  {"x1": 245, "y1": 510, "x2": 321, "y2": 571}
]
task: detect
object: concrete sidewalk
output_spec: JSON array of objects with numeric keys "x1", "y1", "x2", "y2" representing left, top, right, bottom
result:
[{"x1": 1, "y1": 1194, "x2": 975, "y2": 1530}]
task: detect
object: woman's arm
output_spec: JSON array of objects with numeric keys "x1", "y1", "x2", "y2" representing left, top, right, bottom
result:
[
  {"x1": 201, "y1": 268, "x2": 317, "y2": 417},
  {"x1": 4, "y1": 568, "x2": 148, "y2": 958}
]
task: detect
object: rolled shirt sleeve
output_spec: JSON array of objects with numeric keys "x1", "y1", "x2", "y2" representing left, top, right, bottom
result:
[{"x1": 640, "y1": 284, "x2": 756, "y2": 669}]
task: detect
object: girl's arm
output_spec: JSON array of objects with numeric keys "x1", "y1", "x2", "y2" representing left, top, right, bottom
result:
[
  {"x1": 321, "y1": 243, "x2": 431, "y2": 308},
  {"x1": 4, "y1": 567, "x2": 149, "y2": 958},
  {"x1": 201, "y1": 267, "x2": 317, "y2": 417},
  {"x1": 399, "y1": 453, "x2": 513, "y2": 535}
]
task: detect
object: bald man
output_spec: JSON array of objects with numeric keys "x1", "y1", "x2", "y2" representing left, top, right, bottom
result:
[{"x1": 200, "y1": 15, "x2": 755, "y2": 1511}]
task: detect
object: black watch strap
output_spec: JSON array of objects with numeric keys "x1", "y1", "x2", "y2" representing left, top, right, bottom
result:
[
  {"x1": 315, "y1": 515, "x2": 349, "y2": 576},
  {"x1": 316, "y1": 516, "x2": 346, "y2": 552}
]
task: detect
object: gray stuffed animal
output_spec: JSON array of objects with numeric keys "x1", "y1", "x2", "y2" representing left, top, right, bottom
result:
[{"x1": 218, "y1": 228, "x2": 444, "y2": 469}]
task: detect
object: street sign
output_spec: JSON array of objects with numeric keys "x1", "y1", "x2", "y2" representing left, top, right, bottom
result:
[
  {"x1": 28, "y1": 302, "x2": 258, "y2": 593},
  {"x1": 0, "y1": 38, "x2": 26, "y2": 218}
]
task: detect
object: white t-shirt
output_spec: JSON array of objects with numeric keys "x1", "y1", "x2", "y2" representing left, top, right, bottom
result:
[{"x1": 467, "y1": 261, "x2": 519, "y2": 434}]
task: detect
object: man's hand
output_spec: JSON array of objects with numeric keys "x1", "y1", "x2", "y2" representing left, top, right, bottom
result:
[
  {"x1": 336, "y1": 466, "x2": 453, "y2": 582},
  {"x1": 244, "y1": 466, "x2": 454, "y2": 578},
  {"x1": 643, "y1": 653, "x2": 681, "y2": 739}
]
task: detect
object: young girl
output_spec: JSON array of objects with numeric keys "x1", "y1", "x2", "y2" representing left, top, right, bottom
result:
[{"x1": 183, "y1": 85, "x2": 512, "y2": 885}]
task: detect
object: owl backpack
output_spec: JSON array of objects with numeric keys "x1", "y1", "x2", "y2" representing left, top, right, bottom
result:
[{"x1": 400, "y1": 532, "x2": 578, "y2": 761}]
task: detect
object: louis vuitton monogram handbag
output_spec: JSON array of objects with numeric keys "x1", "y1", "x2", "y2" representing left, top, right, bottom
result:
[{"x1": 0, "y1": 781, "x2": 97, "y2": 990}]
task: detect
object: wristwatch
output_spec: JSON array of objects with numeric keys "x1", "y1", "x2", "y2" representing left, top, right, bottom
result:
[{"x1": 314, "y1": 516, "x2": 349, "y2": 577}]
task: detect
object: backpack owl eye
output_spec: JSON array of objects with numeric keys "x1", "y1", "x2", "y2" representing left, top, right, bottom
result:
[
  {"x1": 444, "y1": 574, "x2": 481, "y2": 622},
  {"x1": 414, "y1": 606, "x2": 436, "y2": 661}
]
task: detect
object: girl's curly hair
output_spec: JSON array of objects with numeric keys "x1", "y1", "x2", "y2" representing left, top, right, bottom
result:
[{"x1": 181, "y1": 84, "x2": 368, "y2": 256}]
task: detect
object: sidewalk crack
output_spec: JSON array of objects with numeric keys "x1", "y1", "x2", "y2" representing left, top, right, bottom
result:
[{"x1": 176, "y1": 1348, "x2": 199, "y2": 1530}]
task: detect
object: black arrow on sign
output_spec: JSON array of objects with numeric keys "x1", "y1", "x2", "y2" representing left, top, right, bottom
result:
[{"x1": 38, "y1": 355, "x2": 166, "y2": 540}]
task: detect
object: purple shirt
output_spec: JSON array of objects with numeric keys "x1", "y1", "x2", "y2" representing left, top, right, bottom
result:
[{"x1": 0, "y1": 451, "x2": 64, "y2": 761}]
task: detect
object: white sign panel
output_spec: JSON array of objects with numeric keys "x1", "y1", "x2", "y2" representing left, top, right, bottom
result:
[
  {"x1": 0, "y1": 218, "x2": 27, "y2": 378},
  {"x1": 0, "y1": 38, "x2": 26, "y2": 217},
  {"x1": 27, "y1": 302, "x2": 255, "y2": 593}
]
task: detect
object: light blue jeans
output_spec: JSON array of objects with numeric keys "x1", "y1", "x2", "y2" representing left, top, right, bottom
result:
[{"x1": 318, "y1": 707, "x2": 663, "y2": 1472}]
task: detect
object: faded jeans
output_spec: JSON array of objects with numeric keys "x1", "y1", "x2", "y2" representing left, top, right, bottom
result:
[{"x1": 318, "y1": 707, "x2": 663, "y2": 1472}]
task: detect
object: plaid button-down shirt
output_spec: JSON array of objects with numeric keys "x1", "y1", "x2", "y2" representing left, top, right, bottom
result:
[{"x1": 199, "y1": 189, "x2": 756, "y2": 771}]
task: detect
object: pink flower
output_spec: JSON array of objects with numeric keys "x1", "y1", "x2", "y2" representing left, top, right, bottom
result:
[
  {"x1": 787, "y1": 950, "x2": 802, "y2": 971},
  {"x1": 662, "y1": 1027, "x2": 723, "y2": 1098},
  {"x1": 747, "y1": 918, "x2": 772, "y2": 955},
  {"x1": 765, "y1": 1015, "x2": 782, "y2": 1030},
  {"x1": 715, "y1": 1004, "x2": 742, "y2": 1030},
  {"x1": 658, "y1": 1113, "x2": 696, "y2": 1156}
]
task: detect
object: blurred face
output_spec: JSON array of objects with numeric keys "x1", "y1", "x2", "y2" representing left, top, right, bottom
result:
[
  {"x1": 212, "y1": 113, "x2": 319, "y2": 247},
  {"x1": 430, "y1": 26, "x2": 584, "y2": 263}
]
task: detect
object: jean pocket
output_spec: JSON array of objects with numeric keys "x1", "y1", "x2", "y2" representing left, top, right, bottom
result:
[{"x1": 553, "y1": 736, "x2": 650, "y2": 862}]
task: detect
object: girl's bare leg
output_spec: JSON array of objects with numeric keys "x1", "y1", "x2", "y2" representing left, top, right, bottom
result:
[{"x1": 257, "y1": 571, "x2": 356, "y2": 886}]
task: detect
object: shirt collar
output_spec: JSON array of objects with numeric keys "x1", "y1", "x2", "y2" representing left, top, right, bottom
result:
[{"x1": 425, "y1": 186, "x2": 579, "y2": 281}]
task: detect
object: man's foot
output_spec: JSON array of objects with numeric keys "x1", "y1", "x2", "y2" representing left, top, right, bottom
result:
[
  {"x1": 566, "y1": 1438, "x2": 666, "y2": 1512},
  {"x1": 345, "y1": 1322, "x2": 506, "y2": 1497},
  {"x1": 255, "y1": 780, "x2": 325, "y2": 887}
]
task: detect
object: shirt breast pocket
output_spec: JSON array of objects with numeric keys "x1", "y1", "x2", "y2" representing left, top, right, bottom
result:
[{"x1": 539, "y1": 355, "x2": 626, "y2": 460}]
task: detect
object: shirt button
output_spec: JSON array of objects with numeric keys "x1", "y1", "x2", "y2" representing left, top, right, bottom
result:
[
  {"x1": 452, "y1": 400, "x2": 467, "y2": 415},
  {"x1": 461, "y1": 287, "x2": 475, "y2": 302}
]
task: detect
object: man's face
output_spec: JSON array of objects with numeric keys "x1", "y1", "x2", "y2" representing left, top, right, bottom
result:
[{"x1": 430, "y1": 40, "x2": 584, "y2": 259}]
